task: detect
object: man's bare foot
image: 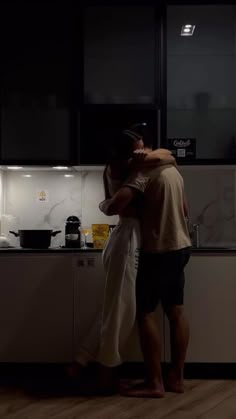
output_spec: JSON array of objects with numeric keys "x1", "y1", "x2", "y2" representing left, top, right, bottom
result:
[
  {"x1": 121, "y1": 380, "x2": 165, "y2": 398},
  {"x1": 164, "y1": 369, "x2": 184, "y2": 393}
]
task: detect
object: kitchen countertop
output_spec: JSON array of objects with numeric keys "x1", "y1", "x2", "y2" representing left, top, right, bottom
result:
[
  {"x1": 191, "y1": 247, "x2": 236, "y2": 253},
  {"x1": 0, "y1": 247, "x2": 236, "y2": 253},
  {"x1": 0, "y1": 247, "x2": 103, "y2": 253}
]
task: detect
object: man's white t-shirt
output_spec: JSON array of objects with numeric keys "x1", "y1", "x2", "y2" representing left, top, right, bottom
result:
[{"x1": 125, "y1": 164, "x2": 191, "y2": 253}]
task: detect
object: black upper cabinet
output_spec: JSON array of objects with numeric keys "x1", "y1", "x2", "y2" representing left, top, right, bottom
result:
[
  {"x1": 83, "y1": 5, "x2": 156, "y2": 105},
  {"x1": 166, "y1": 4, "x2": 236, "y2": 163},
  {"x1": 0, "y1": 4, "x2": 75, "y2": 164},
  {"x1": 79, "y1": 107, "x2": 157, "y2": 165},
  {"x1": 2, "y1": 2, "x2": 236, "y2": 165},
  {"x1": 79, "y1": 4, "x2": 158, "y2": 164}
]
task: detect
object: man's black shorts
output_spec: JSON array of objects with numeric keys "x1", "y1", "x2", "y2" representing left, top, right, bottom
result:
[{"x1": 136, "y1": 247, "x2": 191, "y2": 313}]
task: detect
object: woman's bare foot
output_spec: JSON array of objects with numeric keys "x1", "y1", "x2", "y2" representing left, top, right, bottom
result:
[{"x1": 121, "y1": 380, "x2": 165, "y2": 398}]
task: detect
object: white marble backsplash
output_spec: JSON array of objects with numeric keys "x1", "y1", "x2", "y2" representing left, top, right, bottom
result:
[
  {"x1": 1, "y1": 170, "x2": 118, "y2": 247},
  {"x1": 181, "y1": 167, "x2": 236, "y2": 247},
  {"x1": 1, "y1": 166, "x2": 236, "y2": 248}
]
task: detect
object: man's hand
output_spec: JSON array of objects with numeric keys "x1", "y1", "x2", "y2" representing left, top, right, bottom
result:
[{"x1": 99, "y1": 186, "x2": 137, "y2": 216}]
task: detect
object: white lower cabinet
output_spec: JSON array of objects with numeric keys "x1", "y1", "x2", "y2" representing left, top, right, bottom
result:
[
  {"x1": 1, "y1": 251, "x2": 236, "y2": 364},
  {"x1": 165, "y1": 255, "x2": 236, "y2": 363},
  {"x1": 72, "y1": 253, "x2": 105, "y2": 361},
  {"x1": 0, "y1": 254, "x2": 73, "y2": 362}
]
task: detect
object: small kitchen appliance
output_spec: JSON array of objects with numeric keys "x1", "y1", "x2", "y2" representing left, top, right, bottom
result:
[{"x1": 65, "y1": 216, "x2": 81, "y2": 248}]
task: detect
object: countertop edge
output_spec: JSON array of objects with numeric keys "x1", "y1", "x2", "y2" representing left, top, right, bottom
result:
[
  {"x1": 0, "y1": 248, "x2": 235, "y2": 254},
  {"x1": 0, "y1": 248, "x2": 103, "y2": 253}
]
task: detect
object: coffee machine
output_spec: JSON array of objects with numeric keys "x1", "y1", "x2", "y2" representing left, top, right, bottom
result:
[{"x1": 65, "y1": 216, "x2": 81, "y2": 248}]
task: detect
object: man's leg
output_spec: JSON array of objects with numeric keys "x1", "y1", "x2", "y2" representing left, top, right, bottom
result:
[
  {"x1": 124, "y1": 251, "x2": 165, "y2": 397},
  {"x1": 164, "y1": 304, "x2": 189, "y2": 392},
  {"x1": 162, "y1": 248, "x2": 191, "y2": 392},
  {"x1": 123, "y1": 309, "x2": 165, "y2": 397},
  {"x1": 138, "y1": 310, "x2": 165, "y2": 394}
]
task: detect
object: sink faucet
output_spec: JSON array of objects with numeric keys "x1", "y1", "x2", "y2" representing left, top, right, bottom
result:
[{"x1": 191, "y1": 223, "x2": 200, "y2": 248}]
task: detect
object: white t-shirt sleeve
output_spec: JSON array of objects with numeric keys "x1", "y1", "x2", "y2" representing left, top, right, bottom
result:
[{"x1": 124, "y1": 171, "x2": 149, "y2": 193}]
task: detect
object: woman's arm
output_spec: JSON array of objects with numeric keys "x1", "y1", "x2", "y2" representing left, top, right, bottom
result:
[
  {"x1": 130, "y1": 148, "x2": 176, "y2": 168},
  {"x1": 99, "y1": 186, "x2": 138, "y2": 216}
]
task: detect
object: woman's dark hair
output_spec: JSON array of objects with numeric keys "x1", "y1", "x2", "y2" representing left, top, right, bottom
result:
[
  {"x1": 111, "y1": 129, "x2": 142, "y2": 160},
  {"x1": 103, "y1": 165, "x2": 111, "y2": 200},
  {"x1": 103, "y1": 129, "x2": 142, "y2": 199},
  {"x1": 129, "y1": 122, "x2": 152, "y2": 148}
]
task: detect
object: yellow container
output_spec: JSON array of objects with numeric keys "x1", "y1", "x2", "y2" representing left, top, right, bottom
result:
[{"x1": 92, "y1": 224, "x2": 110, "y2": 249}]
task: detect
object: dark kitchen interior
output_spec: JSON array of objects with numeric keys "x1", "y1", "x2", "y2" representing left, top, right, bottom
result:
[{"x1": 0, "y1": 1, "x2": 235, "y2": 417}]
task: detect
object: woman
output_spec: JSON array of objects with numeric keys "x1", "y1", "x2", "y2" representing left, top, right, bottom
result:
[
  {"x1": 73, "y1": 130, "x2": 144, "y2": 375},
  {"x1": 96, "y1": 130, "x2": 144, "y2": 389}
]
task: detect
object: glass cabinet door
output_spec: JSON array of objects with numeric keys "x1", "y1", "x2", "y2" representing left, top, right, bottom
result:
[
  {"x1": 79, "y1": 108, "x2": 157, "y2": 165},
  {"x1": 167, "y1": 5, "x2": 236, "y2": 161},
  {"x1": 84, "y1": 5, "x2": 156, "y2": 104}
]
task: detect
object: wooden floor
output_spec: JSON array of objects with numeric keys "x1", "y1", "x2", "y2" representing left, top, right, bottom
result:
[{"x1": 0, "y1": 379, "x2": 235, "y2": 418}]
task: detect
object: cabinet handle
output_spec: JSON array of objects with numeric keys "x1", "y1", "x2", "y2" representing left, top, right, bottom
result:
[
  {"x1": 157, "y1": 109, "x2": 161, "y2": 147},
  {"x1": 77, "y1": 259, "x2": 85, "y2": 267},
  {"x1": 77, "y1": 258, "x2": 95, "y2": 268}
]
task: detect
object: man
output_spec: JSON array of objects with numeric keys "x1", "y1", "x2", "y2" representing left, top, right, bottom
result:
[{"x1": 99, "y1": 160, "x2": 191, "y2": 398}]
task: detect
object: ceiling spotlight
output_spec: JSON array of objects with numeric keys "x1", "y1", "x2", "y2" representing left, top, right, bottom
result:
[
  {"x1": 52, "y1": 166, "x2": 69, "y2": 170},
  {"x1": 7, "y1": 166, "x2": 23, "y2": 170},
  {"x1": 64, "y1": 174, "x2": 74, "y2": 178},
  {"x1": 181, "y1": 24, "x2": 195, "y2": 36},
  {"x1": 22, "y1": 174, "x2": 32, "y2": 178}
]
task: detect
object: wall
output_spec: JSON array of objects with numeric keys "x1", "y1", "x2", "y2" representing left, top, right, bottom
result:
[{"x1": 1, "y1": 166, "x2": 236, "y2": 248}]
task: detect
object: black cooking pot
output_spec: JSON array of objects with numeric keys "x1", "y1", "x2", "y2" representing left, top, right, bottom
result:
[{"x1": 9, "y1": 229, "x2": 61, "y2": 249}]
